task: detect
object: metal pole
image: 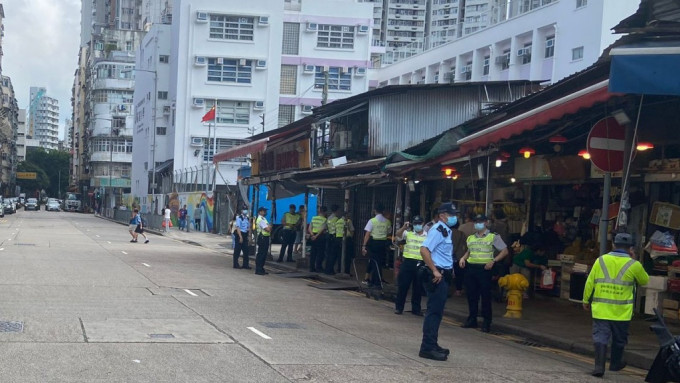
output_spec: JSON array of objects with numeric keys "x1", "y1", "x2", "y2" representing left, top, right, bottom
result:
[
  {"x1": 485, "y1": 155, "x2": 491, "y2": 215},
  {"x1": 151, "y1": 70, "x2": 158, "y2": 214},
  {"x1": 109, "y1": 126, "x2": 113, "y2": 210},
  {"x1": 322, "y1": 70, "x2": 329, "y2": 105},
  {"x1": 302, "y1": 190, "x2": 309, "y2": 260},
  {"x1": 341, "y1": 188, "x2": 350, "y2": 275},
  {"x1": 599, "y1": 172, "x2": 611, "y2": 255}
]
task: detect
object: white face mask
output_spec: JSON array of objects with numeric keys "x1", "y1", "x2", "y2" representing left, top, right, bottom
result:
[{"x1": 474, "y1": 223, "x2": 486, "y2": 231}]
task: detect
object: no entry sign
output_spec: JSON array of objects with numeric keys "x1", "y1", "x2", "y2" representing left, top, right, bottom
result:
[{"x1": 587, "y1": 117, "x2": 626, "y2": 173}]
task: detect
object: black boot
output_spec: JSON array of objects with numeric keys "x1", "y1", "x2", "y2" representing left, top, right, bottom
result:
[
  {"x1": 609, "y1": 346, "x2": 627, "y2": 371},
  {"x1": 592, "y1": 343, "x2": 607, "y2": 377}
]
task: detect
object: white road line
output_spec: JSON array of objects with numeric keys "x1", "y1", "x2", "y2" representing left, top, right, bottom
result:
[
  {"x1": 107, "y1": 241, "x2": 111, "y2": 244},
  {"x1": 96, "y1": 235, "x2": 100, "y2": 238},
  {"x1": 142, "y1": 263, "x2": 150, "y2": 268},
  {"x1": 183, "y1": 289, "x2": 198, "y2": 297},
  {"x1": 0, "y1": 248, "x2": 4, "y2": 251},
  {"x1": 247, "y1": 327, "x2": 272, "y2": 340},
  {"x1": 121, "y1": 251, "x2": 128, "y2": 255}
]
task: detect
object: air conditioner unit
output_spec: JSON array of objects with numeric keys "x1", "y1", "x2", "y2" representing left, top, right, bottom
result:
[
  {"x1": 306, "y1": 22, "x2": 318, "y2": 32},
  {"x1": 194, "y1": 56, "x2": 207, "y2": 66},
  {"x1": 301, "y1": 105, "x2": 313, "y2": 115},
  {"x1": 357, "y1": 25, "x2": 369, "y2": 34},
  {"x1": 196, "y1": 12, "x2": 208, "y2": 23},
  {"x1": 258, "y1": 16, "x2": 269, "y2": 26},
  {"x1": 303, "y1": 64, "x2": 315, "y2": 74},
  {"x1": 354, "y1": 67, "x2": 367, "y2": 77},
  {"x1": 190, "y1": 137, "x2": 204, "y2": 147},
  {"x1": 216, "y1": 57, "x2": 224, "y2": 65},
  {"x1": 118, "y1": 104, "x2": 127, "y2": 111},
  {"x1": 333, "y1": 131, "x2": 352, "y2": 150},
  {"x1": 255, "y1": 60, "x2": 267, "y2": 69},
  {"x1": 239, "y1": 58, "x2": 248, "y2": 66},
  {"x1": 192, "y1": 98, "x2": 205, "y2": 108},
  {"x1": 546, "y1": 39, "x2": 554, "y2": 48},
  {"x1": 340, "y1": 67, "x2": 349, "y2": 74},
  {"x1": 253, "y1": 101, "x2": 265, "y2": 110},
  {"x1": 517, "y1": 48, "x2": 530, "y2": 57}
]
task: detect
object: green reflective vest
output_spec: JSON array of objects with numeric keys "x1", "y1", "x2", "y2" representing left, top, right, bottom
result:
[
  {"x1": 283, "y1": 212, "x2": 299, "y2": 229},
  {"x1": 583, "y1": 252, "x2": 650, "y2": 321},
  {"x1": 466, "y1": 232, "x2": 495, "y2": 264},
  {"x1": 370, "y1": 217, "x2": 390, "y2": 240},
  {"x1": 256, "y1": 216, "x2": 270, "y2": 237},
  {"x1": 403, "y1": 231, "x2": 426, "y2": 260},
  {"x1": 335, "y1": 218, "x2": 346, "y2": 238},
  {"x1": 311, "y1": 215, "x2": 327, "y2": 234},
  {"x1": 327, "y1": 214, "x2": 338, "y2": 235}
]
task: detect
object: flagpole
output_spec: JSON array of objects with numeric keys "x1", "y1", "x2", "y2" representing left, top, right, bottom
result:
[{"x1": 212, "y1": 99, "x2": 218, "y2": 194}]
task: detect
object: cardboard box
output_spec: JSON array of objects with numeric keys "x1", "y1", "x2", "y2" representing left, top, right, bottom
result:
[
  {"x1": 664, "y1": 309, "x2": 679, "y2": 320},
  {"x1": 648, "y1": 276, "x2": 669, "y2": 291},
  {"x1": 664, "y1": 299, "x2": 680, "y2": 310},
  {"x1": 645, "y1": 289, "x2": 664, "y2": 315}
]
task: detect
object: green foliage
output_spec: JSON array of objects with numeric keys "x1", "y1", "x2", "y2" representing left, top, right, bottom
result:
[{"x1": 18, "y1": 147, "x2": 70, "y2": 198}]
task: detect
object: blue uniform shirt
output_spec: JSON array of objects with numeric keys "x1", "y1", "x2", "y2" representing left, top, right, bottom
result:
[
  {"x1": 421, "y1": 221, "x2": 453, "y2": 269},
  {"x1": 236, "y1": 215, "x2": 249, "y2": 232}
]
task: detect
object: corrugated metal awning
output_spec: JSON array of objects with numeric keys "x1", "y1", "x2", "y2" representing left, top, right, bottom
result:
[{"x1": 213, "y1": 138, "x2": 268, "y2": 163}]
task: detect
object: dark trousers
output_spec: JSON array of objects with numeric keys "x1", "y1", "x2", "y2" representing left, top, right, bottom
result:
[
  {"x1": 278, "y1": 230, "x2": 296, "y2": 261},
  {"x1": 464, "y1": 264, "x2": 493, "y2": 323},
  {"x1": 396, "y1": 258, "x2": 423, "y2": 313},
  {"x1": 592, "y1": 319, "x2": 629, "y2": 347},
  {"x1": 453, "y1": 260, "x2": 465, "y2": 291},
  {"x1": 420, "y1": 278, "x2": 450, "y2": 352},
  {"x1": 343, "y1": 238, "x2": 355, "y2": 274},
  {"x1": 310, "y1": 234, "x2": 326, "y2": 272},
  {"x1": 368, "y1": 239, "x2": 388, "y2": 287},
  {"x1": 233, "y1": 232, "x2": 249, "y2": 267},
  {"x1": 255, "y1": 234, "x2": 269, "y2": 273},
  {"x1": 325, "y1": 237, "x2": 339, "y2": 274}
]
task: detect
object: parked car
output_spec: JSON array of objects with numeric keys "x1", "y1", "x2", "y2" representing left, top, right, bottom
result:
[
  {"x1": 46, "y1": 200, "x2": 60, "y2": 212},
  {"x1": 3, "y1": 200, "x2": 16, "y2": 214},
  {"x1": 24, "y1": 198, "x2": 38, "y2": 211}
]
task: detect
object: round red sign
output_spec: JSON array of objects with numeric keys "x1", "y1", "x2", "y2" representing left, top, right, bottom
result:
[{"x1": 587, "y1": 117, "x2": 626, "y2": 173}]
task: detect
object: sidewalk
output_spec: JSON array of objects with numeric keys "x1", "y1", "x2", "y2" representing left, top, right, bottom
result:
[{"x1": 121, "y1": 222, "x2": 665, "y2": 370}]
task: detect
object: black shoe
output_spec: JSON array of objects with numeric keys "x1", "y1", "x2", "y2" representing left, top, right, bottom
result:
[
  {"x1": 609, "y1": 345, "x2": 626, "y2": 371},
  {"x1": 481, "y1": 322, "x2": 491, "y2": 333},
  {"x1": 461, "y1": 320, "x2": 478, "y2": 329},
  {"x1": 242, "y1": 266, "x2": 252, "y2": 270},
  {"x1": 286, "y1": 259, "x2": 295, "y2": 262},
  {"x1": 276, "y1": 259, "x2": 284, "y2": 263},
  {"x1": 233, "y1": 265, "x2": 241, "y2": 269},
  {"x1": 411, "y1": 311, "x2": 424, "y2": 317},
  {"x1": 309, "y1": 269, "x2": 317, "y2": 273},
  {"x1": 592, "y1": 343, "x2": 607, "y2": 377},
  {"x1": 419, "y1": 350, "x2": 447, "y2": 361},
  {"x1": 436, "y1": 345, "x2": 450, "y2": 356},
  {"x1": 394, "y1": 309, "x2": 403, "y2": 315},
  {"x1": 255, "y1": 271, "x2": 268, "y2": 275}
]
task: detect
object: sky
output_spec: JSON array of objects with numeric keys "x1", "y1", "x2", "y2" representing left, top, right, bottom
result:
[{"x1": 2, "y1": 0, "x2": 82, "y2": 141}]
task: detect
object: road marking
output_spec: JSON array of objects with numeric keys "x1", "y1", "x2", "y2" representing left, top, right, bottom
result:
[
  {"x1": 142, "y1": 263, "x2": 150, "y2": 268},
  {"x1": 0, "y1": 248, "x2": 4, "y2": 251},
  {"x1": 121, "y1": 251, "x2": 128, "y2": 255},
  {"x1": 247, "y1": 327, "x2": 272, "y2": 339},
  {"x1": 107, "y1": 241, "x2": 111, "y2": 244},
  {"x1": 183, "y1": 289, "x2": 198, "y2": 297},
  {"x1": 96, "y1": 235, "x2": 100, "y2": 238}
]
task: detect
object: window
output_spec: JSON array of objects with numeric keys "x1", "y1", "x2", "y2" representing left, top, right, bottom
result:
[
  {"x1": 94, "y1": 41, "x2": 104, "y2": 51},
  {"x1": 112, "y1": 117, "x2": 126, "y2": 131},
  {"x1": 207, "y1": 59, "x2": 252, "y2": 84},
  {"x1": 314, "y1": 67, "x2": 352, "y2": 91},
  {"x1": 501, "y1": 49, "x2": 511, "y2": 70},
  {"x1": 125, "y1": 41, "x2": 133, "y2": 51},
  {"x1": 159, "y1": 55, "x2": 169, "y2": 63},
  {"x1": 576, "y1": 0, "x2": 587, "y2": 8},
  {"x1": 572, "y1": 46, "x2": 584, "y2": 61},
  {"x1": 521, "y1": 43, "x2": 532, "y2": 64},
  {"x1": 157, "y1": 91, "x2": 168, "y2": 100},
  {"x1": 156, "y1": 126, "x2": 167, "y2": 135},
  {"x1": 278, "y1": 105, "x2": 295, "y2": 128},
  {"x1": 483, "y1": 56, "x2": 490, "y2": 75},
  {"x1": 280, "y1": 65, "x2": 297, "y2": 94},
  {"x1": 282, "y1": 23, "x2": 300, "y2": 55},
  {"x1": 204, "y1": 138, "x2": 248, "y2": 162},
  {"x1": 206, "y1": 100, "x2": 250, "y2": 125},
  {"x1": 545, "y1": 36, "x2": 555, "y2": 58},
  {"x1": 317, "y1": 25, "x2": 355, "y2": 49},
  {"x1": 209, "y1": 15, "x2": 255, "y2": 41}
]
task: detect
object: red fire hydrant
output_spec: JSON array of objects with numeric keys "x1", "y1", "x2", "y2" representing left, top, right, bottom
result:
[{"x1": 498, "y1": 273, "x2": 529, "y2": 319}]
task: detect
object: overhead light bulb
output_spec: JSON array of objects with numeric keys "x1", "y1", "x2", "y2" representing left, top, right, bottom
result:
[
  {"x1": 510, "y1": 177, "x2": 516, "y2": 183},
  {"x1": 495, "y1": 159, "x2": 502, "y2": 167},
  {"x1": 636, "y1": 142, "x2": 654, "y2": 151}
]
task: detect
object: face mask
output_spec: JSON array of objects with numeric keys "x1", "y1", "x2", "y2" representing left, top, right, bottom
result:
[
  {"x1": 474, "y1": 223, "x2": 486, "y2": 231},
  {"x1": 446, "y1": 216, "x2": 458, "y2": 227},
  {"x1": 242, "y1": 210, "x2": 248, "y2": 215},
  {"x1": 413, "y1": 224, "x2": 423, "y2": 232}
]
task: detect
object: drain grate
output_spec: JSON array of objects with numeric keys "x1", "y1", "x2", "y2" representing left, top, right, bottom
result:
[
  {"x1": 514, "y1": 340, "x2": 545, "y2": 348},
  {"x1": 0, "y1": 321, "x2": 24, "y2": 333},
  {"x1": 149, "y1": 333, "x2": 175, "y2": 339},
  {"x1": 260, "y1": 322, "x2": 304, "y2": 329}
]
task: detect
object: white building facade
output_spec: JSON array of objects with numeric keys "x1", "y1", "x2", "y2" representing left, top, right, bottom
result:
[{"x1": 28, "y1": 87, "x2": 60, "y2": 150}]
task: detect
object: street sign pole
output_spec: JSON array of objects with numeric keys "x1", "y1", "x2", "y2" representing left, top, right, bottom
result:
[{"x1": 599, "y1": 172, "x2": 611, "y2": 255}]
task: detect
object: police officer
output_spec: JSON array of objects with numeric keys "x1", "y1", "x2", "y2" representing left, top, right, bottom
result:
[
  {"x1": 324, "y1": 205, "x2": 340, "y2": 274},
  {"x1": 583, "y1": 233, "x2": 649, "y2": 377},
  {"x1": 233, "y1": 207, "x2": 251, "y2": 269},
  {"x1": 395, "y1": 215, "x2": 427, "y2": 316},
  {"x1": 254, "y1": 207, "x2": 272, "y2": 276},
  {"x1": 308, "y1": 206, "x2": 328, "y2": 273},
  {"x1": 458, "y1": 214, "x2": 508, "y2": 333},
  {"x1": 419, "y1": 203, "x2": 457, "y2": 361},
  {"x1": 362, "y1": 203, "x2": 391, "y2": 289},
  {"x1": 278, "y1": 204, "x2": 299, "y2": 263}
]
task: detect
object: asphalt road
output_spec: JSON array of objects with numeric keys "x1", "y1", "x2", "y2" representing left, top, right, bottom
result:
[{"x1": 0, "y1": 211, "x2": 647, "y2": 382}]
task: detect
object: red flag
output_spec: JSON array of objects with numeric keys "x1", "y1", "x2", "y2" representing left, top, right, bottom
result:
[{"x1": 201, "y1": 105, "x2": 216, "y2": 122}]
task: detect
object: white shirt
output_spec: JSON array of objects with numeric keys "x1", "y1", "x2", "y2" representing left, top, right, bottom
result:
[
  {"x1": 164, "y1": 208, "x2": 171, "y2": 219},
  {"x1": 364, "y1": 214, "x2": 387, "y2": 232}
]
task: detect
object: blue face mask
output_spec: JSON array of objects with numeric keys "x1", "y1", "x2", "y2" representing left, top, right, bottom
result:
[
  {"x1": 413, "y1": 224, "x2": 423, "y2": 232},
  {"x1": 474, "y1": 223, "x2": 486, "y2": 231},
  {"x1": 446, "y1": 216, "x2": 458, "y2": 227}
]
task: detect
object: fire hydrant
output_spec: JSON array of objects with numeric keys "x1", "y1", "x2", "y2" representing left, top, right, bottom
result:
[{"x1": 498, "y1": 273, "x2": 529, "y2": 319}]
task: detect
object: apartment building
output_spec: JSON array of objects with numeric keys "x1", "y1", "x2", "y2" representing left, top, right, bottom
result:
[
  {"x1": 384, "y1": 0, "x2": 428, "y2": 51},
  {"x1": 28, "y1": 87, "x2": 59, "y2": 150},
  {"x1": 1, "y1": 76, "x2": 18, "y2": 194},
  {"x1": 16, "y1": 109, "x2": 26, "y2": 163}
]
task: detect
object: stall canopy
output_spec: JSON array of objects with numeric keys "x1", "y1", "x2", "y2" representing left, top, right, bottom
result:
[
  {"x1": 212, "y1": 137, "x2": 269, "y2": 163},
  {"x1": 610, "y1": 41, "x2": 680, "y2": 96}
]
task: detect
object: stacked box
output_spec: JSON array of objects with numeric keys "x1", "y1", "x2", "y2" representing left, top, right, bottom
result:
[{"x1": 663, "y1": 299, "x2": 680, "y2": 320}]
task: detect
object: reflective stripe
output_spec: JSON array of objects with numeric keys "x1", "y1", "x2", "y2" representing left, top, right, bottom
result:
[
  {"x1": 327, "y1": 216, "x2": 338, "y2": 235},
  {"x1": 594, "y1": 278, "x2": 634, "y2": 286},
  {"x1": 592, "y1": 298, "x2": 635, "y2": 305},
  {"x1": 370, "y1": 217, "x2": 390, "y2": 240},
  {"x1": 256, "y1": 216, "x2": 270, "y2": 237},
  {"x1": 335, "y1": 218, "x2": 346, "y2": 238},
  {"x1": 283, "y1": 213, "x2": 299, "y2": 228},
  {"x1": 467, "y1": 233, "x2": 495, "y2": 264},
  {"x1": 403, "y1": 231, "x2": 425, "y2": 260},
  {"x1": 311, "y1": 216, "x2": 326, "y2": 233},
  {"x1": 598, "y1": 257, "x2": 636, "y2": 286}
]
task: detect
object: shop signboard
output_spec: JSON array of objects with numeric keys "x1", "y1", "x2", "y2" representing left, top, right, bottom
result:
[
  {"x1": 587, "y1": 117, "x2": 626, "y2": 173},
  {"x1": 252, "y1": 139, "x2": 311, "y2": 176}
]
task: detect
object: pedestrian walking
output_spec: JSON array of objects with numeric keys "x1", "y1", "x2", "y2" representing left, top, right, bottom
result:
[
  {"x1": 458, "y1": 214, "x2": 508, "y2": 333},
  {"x1": 419, "y1": 202, "x2": 458, "y2": 361},
  {"x1": 361, "y1": 203, "x2": 391, "y2": 289},
  {"x1": 278, "y1": 204, "x2": 299, "y2": 263},
  {"x1": 163, "y1": 205, "x2": 171, "y2": 232},
  {"x1": 233, "y1": 208, "x2": 251, "y2": 269},
  {"x1": 254, "y1": 207, "x2": 272, "y2": 276},
  {"x1": 194, "y1": 203, "x2": 203, "y2": 232},
  {"x1": 128, "y1": 209, "x2": 140, "y2": 242},
  {"x1": 394, "y1": 215, "x2": 426, "y2": 316},
  {"x1": 179, "y1": 204, "x2": 188, "y2": 231},
  {"x1": 308, "y1": 206, "x2": 328, "y2": 272},
  {"x1": 582, "y1": 233, "x2": 649, "y2": 377},
  {"x1": 135, "y1": 210, "x2": 150, "y2": 244},
  {"x1": 324, "y1": 205, "x2": 340, "y2": 275},
  {"x1": 293, "y1": 205, "x2": 306, "y2": 256}
]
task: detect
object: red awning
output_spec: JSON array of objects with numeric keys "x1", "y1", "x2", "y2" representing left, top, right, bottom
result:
[
  {"x1": 213, "y1": 137, "x2": 268, "y2": 163},
  {"x1": 457, "y1": 79, "x2": 614, "y2": 155}
]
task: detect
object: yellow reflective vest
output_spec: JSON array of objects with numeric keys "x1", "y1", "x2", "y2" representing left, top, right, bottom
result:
[
  {"x1": 327, "y1": 214, "x2": 338, "y2": 236},
  {"x1": 311, "y1": 215, "x2": 327, "y2": 234},
  {"x1": 466, "y1": 232, "x2": 495, "y2": 264},
  {"x1": 583, "y1": 251, "x2": 649, "y2": 321},
  {"x1": 403, "y1": 231, "x2": 426, "y2": 260},
  {"x1": 370, "y1": 217, "x2": 390, "y2": 240},
  {"x1": 256, "y1": 216, "x2": 270, "y2": 237},
  {"x1": 283, "y1": 212, "x2": 300, "y2": 229},
  {"x1": 335, "y1": 218, "x2": 346, "y2": 238}
]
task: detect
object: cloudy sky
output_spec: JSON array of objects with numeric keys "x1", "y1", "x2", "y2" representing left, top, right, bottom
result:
[{"x1": 3, "y1": 0, "x2": 81, "y2": 141}]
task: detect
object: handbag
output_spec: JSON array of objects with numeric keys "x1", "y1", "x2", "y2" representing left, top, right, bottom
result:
[{"x1": 539, "y1": 268, "x2": 556, "y2": 289}]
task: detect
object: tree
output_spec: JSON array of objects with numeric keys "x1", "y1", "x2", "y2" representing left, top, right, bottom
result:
[
  {"x1": 20, "y1": 147, "x2": 70, "y2": 198},
  {"x1": 16, "y1": 161, "x2": 49, "y2": 196}
]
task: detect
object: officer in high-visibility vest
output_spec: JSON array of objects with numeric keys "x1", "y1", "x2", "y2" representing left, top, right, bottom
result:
[
  {"x1": 583, "y1": 233, "x2": 649, "y2": 377},
  {"x1": 362, "y1": 203, "x2": 392, "y2": 288},
  {"x1": 324, "y1": 205, "x2": 340, "y2": 275},
  {"x1": 254, "y1": 206, "x2": 272, "y2": 276},
  {"x1": 277, "y1": 204, "x2": 299, "y2": 263},
  {"x1": 308, "y1": 206, "x2": 328, "y2": 273},
  {"x1": 395, "y1": 215, "x2": 427, "y2": 316},
  {"x1": 458, "y1": 214, "x2": 508, "y2": 333}
]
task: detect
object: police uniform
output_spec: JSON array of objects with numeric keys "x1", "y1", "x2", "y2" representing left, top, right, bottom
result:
[
  {"x1": 324, "y1": 213, "x2": 339, "y2": 274},
  {"x1": 364, "y1": 214, "x2": 391, "y2": 287},
  {"x1": 255, "y1": 213, "x2": 271, "y2": 275},
  {"x1": 309, "y1": 212, "x2": 328, "y2": 272},
  {"x1": 233, "y1": 214, "x2": 251, "y2": 269},
  {"x1": 278, "y1": 210, "x2": 300, "y2": 262},
  {"x1": 395, "y1": 228, "x2": 427, "y2": 315},
  {"x1": 583, "y1": 233, "x2": 649, "y2": 377}
]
